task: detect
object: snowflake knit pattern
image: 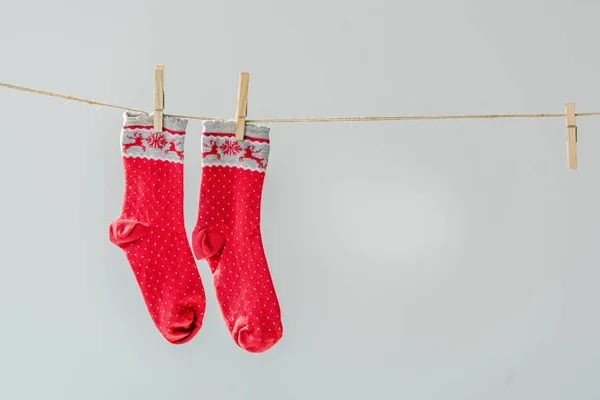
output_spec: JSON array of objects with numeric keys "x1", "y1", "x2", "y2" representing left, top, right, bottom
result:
[
  {"x1": 109, "y1": 112, "x2": 206, "y2": 344},
  {"x1": 193, "y1": 120, "x2": 283, "y2": 353}
]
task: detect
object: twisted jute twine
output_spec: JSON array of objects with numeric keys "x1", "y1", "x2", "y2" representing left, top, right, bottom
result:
[{"x1": 2, "y1": 81, "x2": 600, "y2": 124}]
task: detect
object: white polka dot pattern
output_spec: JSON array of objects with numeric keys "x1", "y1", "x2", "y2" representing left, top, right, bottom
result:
[
  {"x1": 192, "y1": 121, "x2": 283, "y2": 353},
  {"x1": 109, "y1": 114, "x2": 206, "y2": 344}
]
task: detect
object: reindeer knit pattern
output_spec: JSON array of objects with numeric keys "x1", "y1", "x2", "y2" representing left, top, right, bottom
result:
[
  {"x1": 109, "y1": 112, "x2": 206, "y2": 344},
  {"x1": 192, "y1": 120, "x2": 283, "y2": 353}
]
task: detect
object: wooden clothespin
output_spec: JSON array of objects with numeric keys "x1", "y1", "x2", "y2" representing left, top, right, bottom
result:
[
  {"x1": 235, "y1": 72, "x2": 250, "y2": 141},
  {"x1": 154, "y1": 65, "x2": 165, "y2": 133},
  {"x1": 566, "y1": 103, "x2": 577, "y2": 170}
]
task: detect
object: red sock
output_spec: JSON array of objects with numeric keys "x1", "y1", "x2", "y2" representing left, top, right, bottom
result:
[
  {"x1": 109, "y1": 112, "x2": 206, "y2": 344},
  {"x1": 192, "y1": 121, "x2": 283, "y2": 353}
]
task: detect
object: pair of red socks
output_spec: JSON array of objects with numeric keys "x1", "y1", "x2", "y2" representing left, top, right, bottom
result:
[{"x1": 109, "y1": 112, "x2": 282, "y2": 352}]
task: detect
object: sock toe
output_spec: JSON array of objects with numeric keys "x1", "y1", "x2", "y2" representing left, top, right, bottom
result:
[
  {"x1": 162, "y1": 307, "x2": 202, "y2": 345},
  {"x1": 235, "y1": 325, "x2": 282, "y2": 353}
]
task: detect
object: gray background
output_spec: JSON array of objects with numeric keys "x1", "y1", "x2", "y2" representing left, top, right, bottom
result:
[{"x1": 0, "y1": 0, "x2": 599, "y2": 399}]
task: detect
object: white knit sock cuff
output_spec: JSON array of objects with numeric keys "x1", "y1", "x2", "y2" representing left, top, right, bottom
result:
[
  {"x1": 120, "y1": 112, "x2": 188, "y2": 163},
  {"x1": 201, "y1": 120, "x2": 270, "y2": 173}
]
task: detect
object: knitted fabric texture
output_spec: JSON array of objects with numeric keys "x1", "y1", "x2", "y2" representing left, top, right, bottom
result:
[
  {"x1": 109, "y1": 112, "x2": 206, "y2": 344},
  {"x1": 193, "y1": 120, "x2": 283, "y2": 353}
]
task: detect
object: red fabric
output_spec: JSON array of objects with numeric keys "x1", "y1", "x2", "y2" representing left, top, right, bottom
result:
[
  {"x1": 110, "y1": 155, "x2": 206, "y2": 344},
  {"x1": 192, "y1": 155, "x2": 283, "y2": 353}
]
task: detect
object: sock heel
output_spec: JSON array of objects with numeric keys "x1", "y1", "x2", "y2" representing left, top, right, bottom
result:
[
  {"x1": 109, "y1": 218, "x2": 149, "y2": 247},
  {"x1": 192, "y1": 226, "x2": 225, "y2": 260}
]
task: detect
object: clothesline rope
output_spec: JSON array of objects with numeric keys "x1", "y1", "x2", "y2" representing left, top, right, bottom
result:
[{"x1": 2, "y1": 81, "x2": 600, "y2": 123}]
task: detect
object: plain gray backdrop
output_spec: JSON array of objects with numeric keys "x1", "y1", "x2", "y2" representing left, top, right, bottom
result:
[{"x1": 1, "y1": 0, "x2": 599, "y2": 399}]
